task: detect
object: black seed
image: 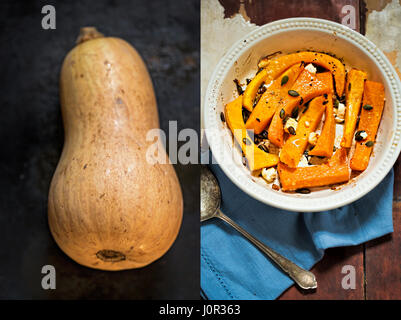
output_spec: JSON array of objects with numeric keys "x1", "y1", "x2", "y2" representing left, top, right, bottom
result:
[
  {"x1": 296, "y1": 188, "x2": 311, "y2": 194},
  {"x1": 355, "y1": 130, "x2": 366, "y2": 141},
  {"x1": 288, "y1": 90, "x2": 300, "y2": 97},
  {"x1": 363, "y1": 104, "x2": 373, "y2": 110},
  {"x1": 234, "y1": 79, "x2": 243, "y2": 95},
  {"x1": 246, "y1": 78, "x2": 252, "y2": 84},
  {"x1": 324, "y1": 93, "x2": 328, "y2": 99},
  {"x1": 366, "y1": 141, "x2": 374, "y2": 147},
  {"x1": 333, "y1": 146, "x2": 337, "y2": 152},
  {"x1": 299, "y1": 97, "x2": 304, "y2": 105},
  {"x1": 288, "y1": 126, "x2": 296, "y2": 135},
  {"x1": 280, "y1": 108, "x2": 285, "y2": 119},
  {"x1": 243, "y1": 138, "x2": 252, "y2": 146},
  {"x1": 283, "y1": 115, "x2": 290, "y2": 124},
  {"x1": 348, "y1": 83, "x2": 351, "y2": 91},
  {"x1": 323, "y1": 100, "x2": 328, "y2": 105},
  {"x1": 281, "y1": 75, "x2": 289, "y2": 86},
  {"x1": 261, "y1": 130, "x2": 268, "y2": 139},
  {"x1": 256, "y1": 118, "x2": 261, "y2": 122},
  {"x1": 302, "y1": 104, "x2": 309, "y2": 113},
  {"x1": 220, "y1": 112, "x2": 225, "y2": 122}
]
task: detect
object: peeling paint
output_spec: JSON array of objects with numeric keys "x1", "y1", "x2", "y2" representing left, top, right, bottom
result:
[
  {"x1": 201, "y1": 0, "x2": 258, "y2": 128},
  {"x1": 366, "y1": 0, "x2": 401, "y2": 77}
]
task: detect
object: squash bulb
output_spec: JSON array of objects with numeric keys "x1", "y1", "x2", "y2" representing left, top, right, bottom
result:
[{"x1": 48, "y1": 28, "x2": 183, "y2": 270}]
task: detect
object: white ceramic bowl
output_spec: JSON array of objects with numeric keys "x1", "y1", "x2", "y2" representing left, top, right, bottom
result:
[{"x1": 204, "y1": 18, "x2": 401, "y2": 212}]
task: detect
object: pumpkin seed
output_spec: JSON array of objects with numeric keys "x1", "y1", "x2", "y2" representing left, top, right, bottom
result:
[
  {"x1": 355, "y1": 130, "x2": 366, "y2": 141},
  {"x1": 261, "y1": 130, "x2": 268, "y2": 139},
  {"x1": 299, "y1": 97, "x2": 304, "y2": 105},
  {"x1": 282, "y1": 115, "x2": 290, "y2": 124},
  {"x1": 291, "y1": 106, "x2": 299, "y2": 119},
  {"x1": 279, "y1": 108, "x2": 285, "y2": 119},
  {"x1": 288, "y1": 90, "x2": 300, "y2": 97},
  {"x1": 258, "y1": 144, "x2": 268, "y2": 153},
  {"x1": 296, "y1": 188, "x2": 311, "y2": 194},
  {"x1": 366, "y1": 141, "x2": 374, "y2": 147},
  {"x1": 281, "y1": 75, "x2": 289, "y2": 86},
  {"x1": 220, "y1": 112, "x2": 225, "y2": 122},
  {"x1": 288, "y1": 126, "x2": 296, "y2": 135},
  {"x1": 363, "y1": 104, "x2": 373, "y2": 110}
]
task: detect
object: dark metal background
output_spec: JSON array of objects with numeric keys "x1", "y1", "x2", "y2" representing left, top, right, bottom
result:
[{"x1": 0, "y1": 0, "x2": 199, "y2": 299}]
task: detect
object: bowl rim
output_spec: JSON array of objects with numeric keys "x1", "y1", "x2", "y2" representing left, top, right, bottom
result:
[{"x1": 204, "y1": 17, "x2": 401, "y2": 212}]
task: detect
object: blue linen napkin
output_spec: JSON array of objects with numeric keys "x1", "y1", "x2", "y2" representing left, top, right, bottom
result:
[{"x1": 201, "y1": 161, "x2": 394, "y2": 300}]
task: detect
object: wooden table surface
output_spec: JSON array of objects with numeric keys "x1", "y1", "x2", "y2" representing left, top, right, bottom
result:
[{"x1": 218, "y1": 0, "x2": 401, "y2": 300}]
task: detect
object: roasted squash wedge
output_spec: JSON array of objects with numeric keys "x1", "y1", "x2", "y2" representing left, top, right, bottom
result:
[
  {"x1": 243, "y1": 68, "x2": 268, "y2": 111},
  {"x1": 259, "y1": 51, "x2": 346, "y2": 96},
  {"x1": 309, "y1": 93, "x2": 336, "y2": 158},
  {"x1": 278, "y1": 148, "x2": 350, "y2": 191},
  {"x1": 279, "y1": 95, "x2": 326, "y2": 168},
  {"x1": 341, "y1": 69, "x2": 368, "y2": 148},
  {"x1": 245, "y1": 63, "x2": 304, "y2": 134},
  {"x1": 350, "y1": 81, "x2": 385, "y2": 171},
  {"x1": 269, "y1": 71, "x2": 333, "y2": 147},
  {"x1": 225, "y1": 96, "x2": 279, "y2": 171}
]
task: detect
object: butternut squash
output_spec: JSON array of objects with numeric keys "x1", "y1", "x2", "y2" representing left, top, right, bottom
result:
[
  {"x1": 278, "y1": 148, "x2": 350, "y2": 191},
  {"x1": 350, "y1": 81, "x2": 385, "y2": 171},
  {"x1": 243, "y1": 68, "x2": 268, "y2": 111},
  {"x1": 48, "y1": 28, "x2": 183, "y2": 271},
  {"x1": 341, "y1": 69, "x2": 368, "y2": 148},
  {"x1": 258, "y1": 51, "x2": 346, "y2": 96},
  {"x1": 269, "y1": 71, "x2": 333, "y2": 147},
  {"x1": 225, "y1": 96, "x2": 279, "y2": 171},
  {"x1": 279, "y1": 95, "x2": 326, "y2": 168},
  {"x1": 245, "y1": 63, "x2": 304, "y2": 134},
  {"x1": 309, "y1": 93, "x2": 336, "y2": 158}
]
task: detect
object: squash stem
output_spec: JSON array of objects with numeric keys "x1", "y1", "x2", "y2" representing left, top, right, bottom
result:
[{"x1": 76, "y1": 27, "x2": 104, "y2": 45}]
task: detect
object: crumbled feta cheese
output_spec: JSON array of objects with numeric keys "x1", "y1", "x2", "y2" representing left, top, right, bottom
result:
[
  {"x1": 284, "y1": 117, "x2": 298, "y2": 133},
  {"x1": 305, "y1": 63, "x2": 317, "y2": 74},
  {"x1": 359, "y1": 131, "x2": 368, "y2": 140},
  {"x1": 308, "y1": 132, "x2": 319, "y2": 145},
  {"x1": 261, "y1": 167, "x2": 277, "y2": 183},
  {"x1": 305, "y1": 121, "x2": 310, "y2": 128},
  {"x1": 334, "y1": 102, "x2": 345, "y2": 123},
  {"x1": 299, "y1": 155, "x2": 309, "y2": 167}
]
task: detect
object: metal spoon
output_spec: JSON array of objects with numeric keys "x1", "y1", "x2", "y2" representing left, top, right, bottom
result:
[{"x1": 201, "y1": 166, "x2": 317, "y2": 290}]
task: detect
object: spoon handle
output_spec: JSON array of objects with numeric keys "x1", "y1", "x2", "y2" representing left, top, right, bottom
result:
[{"x1": 216, "y1": 209, "x2": 317, "y2": 290}]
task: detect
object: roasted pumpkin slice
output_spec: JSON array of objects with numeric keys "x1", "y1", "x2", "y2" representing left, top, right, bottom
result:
[
  {"x1": 245, "y1": 63, "x2": 304, "y2": 134},
  {"x1": 225, "y1": 95, "x2": 279, "y2": 171},
  {"x1": 258, "y1": 51, "x2": 346, "y2": 96},
  {"x1": 243, "y1": 68, "x2": 268, "y2": 111},
  {"x1": 269, "y1": 71, "x2": 333, "y2": 147},
  {"x1": 309, "y1": 93, "x2": 336, "y2": 158},
  {"x1": 278, "y1": 148, "x2": 350, "y2": 191},
  {"x1": 280, "y1": 95, "x2": 326, "y2": 168},
  {"x1": 341, "y1": 69, "x2": 368, "y2": 148},
  {"x1": 350, "y1": 81, "x2": 385, "y2": 171}
]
